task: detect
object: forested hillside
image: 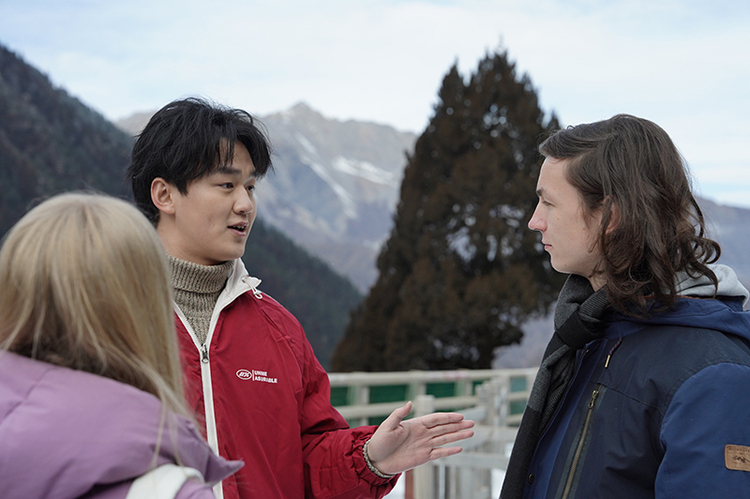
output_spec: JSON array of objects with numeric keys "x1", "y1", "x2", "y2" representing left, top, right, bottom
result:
[
  {"x1": 0, "y1": 44, "x2": 359, "y2": 369},
  {"x1": 0, "y1": 45, "x2": 132, "y2": 234},
  {"x1": 243, "y1": 219, "x2": 362, "y2": 368}
]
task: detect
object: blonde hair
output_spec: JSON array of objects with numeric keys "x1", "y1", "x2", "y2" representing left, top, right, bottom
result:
[{"x1": 0, "y1": 192, "x2": 186, "y2": 417}]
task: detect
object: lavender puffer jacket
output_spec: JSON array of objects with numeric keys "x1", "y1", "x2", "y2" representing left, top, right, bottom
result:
[{"x1": 0, "y1": 351, "x2": 241, "y2": 498}]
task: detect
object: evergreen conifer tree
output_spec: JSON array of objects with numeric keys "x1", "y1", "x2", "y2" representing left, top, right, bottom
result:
[{"x1": 332, "y1": 50, "x2": 564, "y2": 371}]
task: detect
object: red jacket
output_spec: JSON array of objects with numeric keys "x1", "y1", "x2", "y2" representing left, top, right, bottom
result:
[{"x1": 175, "y1": 260, "x2": 397, "y2": 499}]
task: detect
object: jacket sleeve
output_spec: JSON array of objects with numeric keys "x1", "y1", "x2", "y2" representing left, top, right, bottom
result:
[
  {"x1": 656, "y1": 362, "x2": 750, "y2": 498},
  {"x1": 298, "y1": 336, "x2": 399, "y2": 499}
]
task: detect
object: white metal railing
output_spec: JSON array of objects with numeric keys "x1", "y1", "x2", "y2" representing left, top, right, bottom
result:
[
  {"x1": 328, "y1": 368, "x2": 537, "y2": 427},
  {"x1": 328, "y1": 368, "x2": 538, "y2": 499},
  {"x1": 410, "y1": 380, "x2": 522, "y2": 499}
]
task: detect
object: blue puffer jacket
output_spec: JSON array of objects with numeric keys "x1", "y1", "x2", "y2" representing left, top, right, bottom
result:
[{"x1": 523, "y1": 268, "x2": 750, "y2": 499}]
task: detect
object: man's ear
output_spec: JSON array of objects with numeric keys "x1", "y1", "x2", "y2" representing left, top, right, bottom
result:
[
  {"x1": 151, "y1": 178, "x2": 177, "y2": 216},
  {"x1": 605, "y1": 200, "x2": 620, "y2": 234}
]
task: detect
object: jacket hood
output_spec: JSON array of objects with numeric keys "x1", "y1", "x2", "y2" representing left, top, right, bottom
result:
[
  {"x1": 675, "y1": 263, "x2": 749, "y2": 307},
  {"x1": 0, "y1": 352, "x2": 242, "y2": 498},
  {"x1": 610, "y1": 264, "x2": 750, "y2": 342}
]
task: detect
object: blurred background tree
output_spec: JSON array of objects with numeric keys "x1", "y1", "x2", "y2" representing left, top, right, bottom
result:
[{"x1": 332, "y1": 50, "x2": 565, "y2": 371}]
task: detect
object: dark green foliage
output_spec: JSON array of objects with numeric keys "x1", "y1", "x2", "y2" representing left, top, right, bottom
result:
[
  {"x1": 243, "y1": 217, "x2": 362, "y2": 369},
  {"x1": 0, "y1": 43, "x2": 360, "y2": 370},
  {"x1": 331, "y1": 50, "x2": 565, "y2": 372}
]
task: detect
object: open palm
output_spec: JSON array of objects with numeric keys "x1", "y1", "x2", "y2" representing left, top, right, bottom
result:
[{"x1": 364, "y1": 401, "x2": 475, "y2": 476}]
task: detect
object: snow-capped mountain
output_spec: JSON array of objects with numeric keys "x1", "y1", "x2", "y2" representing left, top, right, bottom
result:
[{"x1": 256, "y1": 103, "x2": 416, "y2": 291}]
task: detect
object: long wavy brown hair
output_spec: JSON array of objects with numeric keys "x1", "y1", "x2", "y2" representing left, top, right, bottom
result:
[{"x1": 539, "y1": 114, "x2": 720, "y2": 314}]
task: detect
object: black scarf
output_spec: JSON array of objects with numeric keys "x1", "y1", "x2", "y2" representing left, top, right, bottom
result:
[{"x1": 500, "y1": 275, "x2": 609, "y2": 499}]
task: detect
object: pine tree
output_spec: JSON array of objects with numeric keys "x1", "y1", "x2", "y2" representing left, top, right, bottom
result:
[{"x1": 331, "y1": 50, "x2": 564, "y2": 371}]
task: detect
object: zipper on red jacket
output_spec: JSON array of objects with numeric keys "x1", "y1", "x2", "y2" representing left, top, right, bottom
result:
[
  {"x1": 201, "y1": 343, "x2": 209, "y2": 363},
  {"x1": 561, "y1": 385, "x2": 601, "y2": 499}
]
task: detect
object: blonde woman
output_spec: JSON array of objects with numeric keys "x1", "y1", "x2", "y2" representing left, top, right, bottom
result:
[{"x1": 0, "y1": 192, "x2": 240, "y2": 498}]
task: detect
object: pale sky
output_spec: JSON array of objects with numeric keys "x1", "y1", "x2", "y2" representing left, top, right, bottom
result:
[{"x1": 1, "y1": 0, "x2": 749, "y2": 207}]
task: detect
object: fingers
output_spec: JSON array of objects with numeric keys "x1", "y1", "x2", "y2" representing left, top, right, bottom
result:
[
  {"x1": 381, "y1": 401, "x2": 413, "y2": 430},
  {"x1": 419, "y1": 419, "x2": 475, "y2": 438},
  {"x1": 401, "y1": 418, "x2": 473, "y2": 449},
  {"x1": 424, "y1": 419, "x2": 475, "y2": 439},
  {"x1": 401, "y1": 400, "x2": 413, "y2": 415},
  {"x1": 438, "y1": 421, "x2": 475, "y2": 437},
  {"x1": 428, "y1": 445, "x2": 465, "y2": 461},
  {"x1": 430, "y1": 428, "x2": 475, "y2": 448},
  {"x1": 415, "y1": 412, "x2": 473, "y2": 429},
  {"x1": 450, "y1": 420, "x2": 476, "y2": 430}
]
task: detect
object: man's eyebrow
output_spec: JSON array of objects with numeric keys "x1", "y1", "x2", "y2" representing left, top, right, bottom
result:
[
  {"x1": 536, "y1": 187, "x2": 545, "y2": 197},
  {"x1": 212, "y1": 165, "x2": 257, "y2": 179},
  {"x1": 213, "y1": 165, "x2": 242, "y2": 175}
]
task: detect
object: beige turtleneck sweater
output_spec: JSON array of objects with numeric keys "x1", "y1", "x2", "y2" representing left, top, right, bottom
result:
[{"x1": 167, "y1": 255, "x2": 234, "y2": 345}]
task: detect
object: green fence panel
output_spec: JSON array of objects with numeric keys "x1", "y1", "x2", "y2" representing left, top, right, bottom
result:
[
  {"x1": 510, "y1": 399, "x2": 527, "y2": 415},
  {"x1": 369, "y1": 385, "x2": 408, "y2": 425},
  {"x1": 425, "y1": 382, "x2": 456, "y2": 398},
  {"x1": 369, "y1": 384, "x2": 408, "y2": 403},
  {"x1": 510, "y1": 376, "x2": 528, "y2": 392},
  {"x1": 368, "y1": 415, "x2": 389, "y2": 425},
  {"x1": 330, "y1": 386, "x2": 348, "y2": 406}
]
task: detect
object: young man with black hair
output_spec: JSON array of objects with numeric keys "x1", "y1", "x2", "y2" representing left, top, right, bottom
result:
[
  {"x1": 500, "y1": 114, "x2": 750, "y2": 498},
  {"x1": 127, "y1": 97, "x2": 474, "y2": 499}
]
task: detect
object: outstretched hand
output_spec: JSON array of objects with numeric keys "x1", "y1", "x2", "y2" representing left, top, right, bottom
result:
[{"x1": 365, "y1": 401, "x2": 475, "y2": 476}]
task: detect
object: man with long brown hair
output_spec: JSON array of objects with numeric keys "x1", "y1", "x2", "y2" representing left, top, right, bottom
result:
[{"x1": 501, "y1": 115, "x2": 750, "y2": 498}]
